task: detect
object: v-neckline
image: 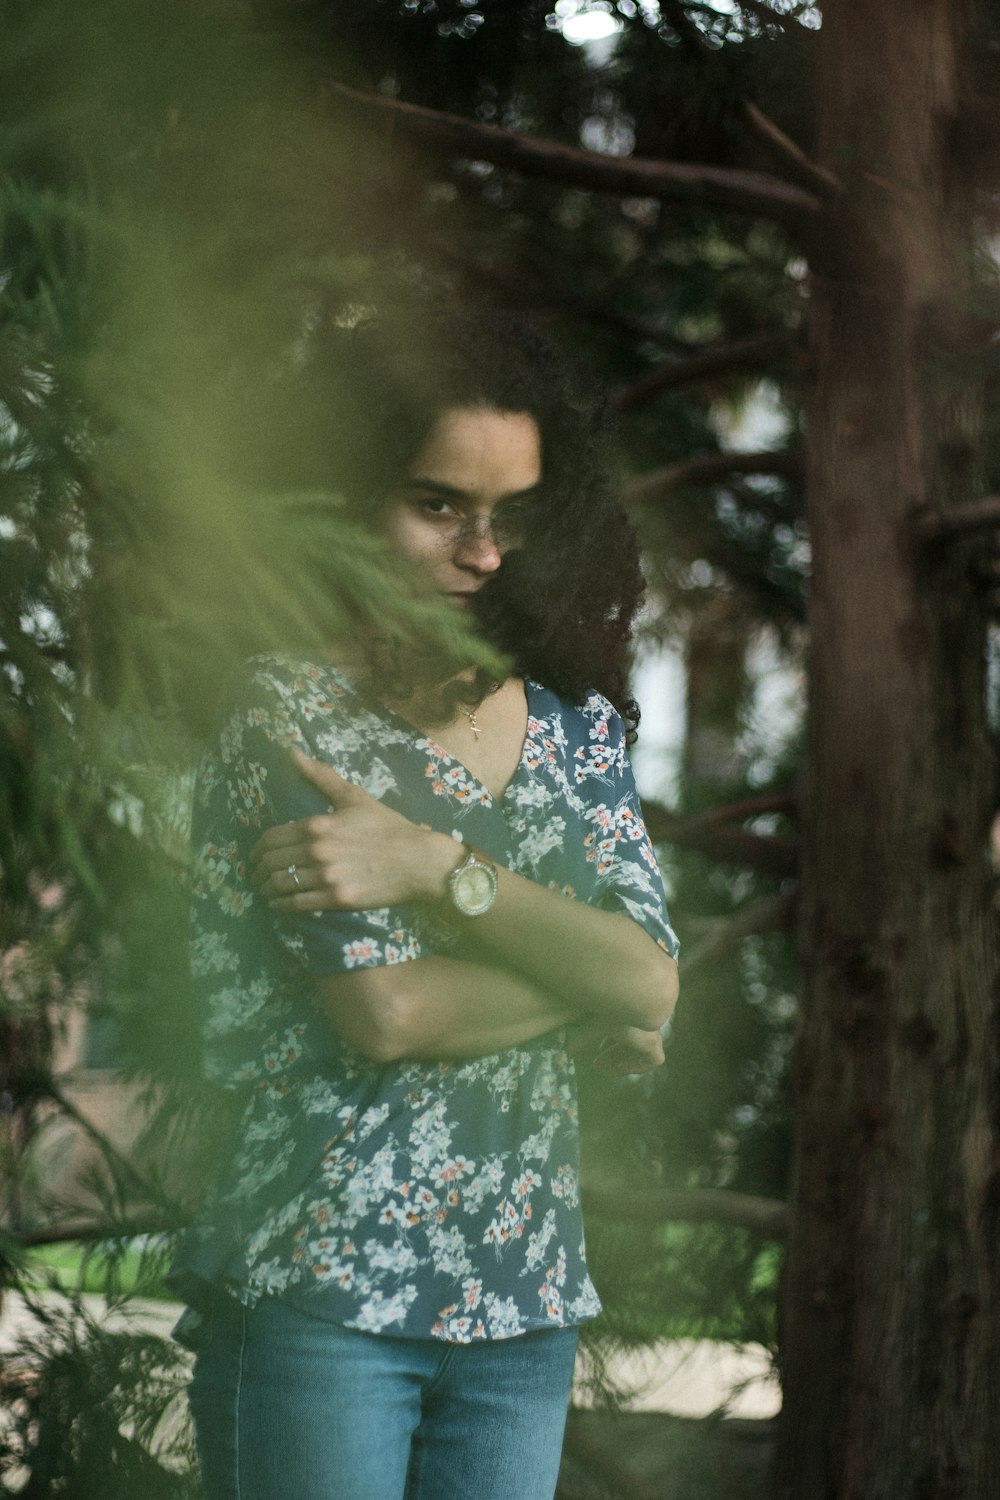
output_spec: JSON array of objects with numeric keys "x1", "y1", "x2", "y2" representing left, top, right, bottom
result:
[{"x1": 344, "y1": 670, "x2": 537, "y2": 809}]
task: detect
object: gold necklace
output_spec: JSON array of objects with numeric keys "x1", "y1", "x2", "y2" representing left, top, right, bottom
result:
[{"x1": 460, "y1": 678, "x2": 501, "y2": 741}]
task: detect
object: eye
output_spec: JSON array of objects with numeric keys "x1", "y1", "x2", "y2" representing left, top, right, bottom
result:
[{"x1": 420, "y1": 496, "x2": 461, "y2": 518}]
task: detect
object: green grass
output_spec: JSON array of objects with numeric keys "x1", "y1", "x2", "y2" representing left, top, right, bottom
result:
[{"x1": 23, "y1": 1239, "x2": 174, "y2": 1300}]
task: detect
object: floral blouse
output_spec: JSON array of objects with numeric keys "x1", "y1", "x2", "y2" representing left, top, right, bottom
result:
[{"x1": 169, "y1": 654, "x2": 678, "y2": 1343}]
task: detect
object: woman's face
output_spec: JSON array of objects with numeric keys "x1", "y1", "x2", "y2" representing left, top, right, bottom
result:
[{"x1": 380, "y1": 406, "x2": 542, "y2": 607}]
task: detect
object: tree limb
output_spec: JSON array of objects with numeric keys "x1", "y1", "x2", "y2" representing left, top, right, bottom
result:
[
  {"x1": 611, "y1": 331, "x2": 797, "y2": 413},
  {"x1": 915, "y1": 497, "x2": 1000, "y2": 539},
  {"x1": 7, "y1": 1189, "x2": 792, "y2": 1263},
  {"x1": 625, "y1": 450, "x2": 802, "y2": 506},
  {"x1": 680, "y1": 892, "x2": 797, "y2": 978},
  {"x1": 703, "y1": 789, "x2": 798, "y2": 823},
  {"x1": 583, "y1": 1179, "x2": 791, "y2": 1239},
  {"x1": 742, "y1": 102, "x2": 840, "y2": 197},
  {"x1": 7, "y1": 1186, "x2": 792, "y2": 1250},
  {"x1": 332, "y1": 85, "x2": 823, "y2": 227},
  {"x1": 644, "y1": 801, "x2": 800, "y2": 876}
]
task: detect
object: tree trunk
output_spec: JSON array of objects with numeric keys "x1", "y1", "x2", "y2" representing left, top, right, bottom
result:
[{"x1": 776, "y1": 3, "x2": 1000, "y2": 1497}]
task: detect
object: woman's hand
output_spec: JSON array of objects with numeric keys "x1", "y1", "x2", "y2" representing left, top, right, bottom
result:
[
  {"x1": 587, "y1": 1024, "x2": 666, "y2": 1077},
  {"x1": 249, "y1": 748, "x2": 458, "y2": 912}
]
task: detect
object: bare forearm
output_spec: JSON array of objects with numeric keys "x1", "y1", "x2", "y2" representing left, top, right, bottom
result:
[
  {"x1": 252, "y1": 755, "x2": 678, "y2": 1031},
  {"x1": 415, "y1": 834, "x2": 679, "y2": 1029},
  {"x1": 316, "y1": 956, "x2": 576, "y2": 1063},
  {"x1": 472, "y1": 869, "x2": 677, "y2": 1028}
]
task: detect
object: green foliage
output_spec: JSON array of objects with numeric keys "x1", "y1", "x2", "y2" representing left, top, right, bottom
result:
[
  {"x1": 584, "y1": 1219, "x2": 779, "y2": 1350},
  {"x1": 0, "y1": 0, "x2": 501, "y2": 1211}
]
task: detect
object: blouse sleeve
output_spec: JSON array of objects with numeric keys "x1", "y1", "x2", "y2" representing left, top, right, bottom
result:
[{"x1": 575, "y1": 695, "x2": 680, "y2": 961}]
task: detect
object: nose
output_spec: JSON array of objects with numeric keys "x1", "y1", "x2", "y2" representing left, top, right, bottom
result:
[{"x1": 454, "y1": 515, "x2": 503, "y2": 575}]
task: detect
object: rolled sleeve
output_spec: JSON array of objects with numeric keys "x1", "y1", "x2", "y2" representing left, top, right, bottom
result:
[
  {"x1": 580, "y1": 705, "x2": 679, "y2": 960},
  {"x1": 234, "y1": 720, "x2": 426, "y2": 978}
]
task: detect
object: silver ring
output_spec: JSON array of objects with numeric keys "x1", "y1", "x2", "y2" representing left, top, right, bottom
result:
[{"x1": 288, "y1": 864, "x2": 302, "y2": 890}]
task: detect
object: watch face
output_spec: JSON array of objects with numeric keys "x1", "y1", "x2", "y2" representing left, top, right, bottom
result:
[{"x1": 454, "y1": 860, "x2": 496, "y2": 915}]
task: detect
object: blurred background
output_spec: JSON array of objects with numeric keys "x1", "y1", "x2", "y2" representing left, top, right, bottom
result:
[{"x1": 2, "y1": 2, "x2": 996, "y2": 1497}]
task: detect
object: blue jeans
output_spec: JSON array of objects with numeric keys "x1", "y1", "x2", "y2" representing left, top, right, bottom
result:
[{"x1": 187, "y1": 1294, "x2": 579, "y2": 1500}]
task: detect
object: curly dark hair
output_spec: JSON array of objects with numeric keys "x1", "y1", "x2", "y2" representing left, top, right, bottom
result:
[{"x1": 267, "y1": 302, "x2": 644, "y2": 736}]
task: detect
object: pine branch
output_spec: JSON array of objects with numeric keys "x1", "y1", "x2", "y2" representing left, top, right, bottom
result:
[
  {"x1": 743, "y1": 101, "x2": 840, "y2": 197},
  {"x1": 332, "y1": 85, "x2": 823, "y2": 227},
  {"x1": 42, "y1": 1083, "x2": 175, "y2": 1218},
  {"x1": 625, "y1": 449, "x2": 802, "y2": 505},
  {"x1": 6, "y1": 1212, "x2": 184, "y2": 1247},
  {"x1": 611, "y1": 330, "x2": 796, "y2": 412},
  {"x1": 644, "y1": 801, "x2": 799, "y2": 876},
  {"x1": 915, "y1": 497, "x2": 1000, "y2": 539},
  {"x1": 583, "y1": 1179, "x2": 791, "y2": 1239}
]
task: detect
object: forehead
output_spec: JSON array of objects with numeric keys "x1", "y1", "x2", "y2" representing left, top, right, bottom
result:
[{"x1": 407, "y1": 407, "x2": 542, "y2": 495}]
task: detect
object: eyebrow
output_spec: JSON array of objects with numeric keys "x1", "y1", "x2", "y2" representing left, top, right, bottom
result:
[{"x1": 401, "y1": 477, "x2": 542, "y2": 503}]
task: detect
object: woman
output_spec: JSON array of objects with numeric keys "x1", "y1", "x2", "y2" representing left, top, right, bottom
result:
[{"x1": 170, "y1": 306, "x2": 679, "y2": 1500}]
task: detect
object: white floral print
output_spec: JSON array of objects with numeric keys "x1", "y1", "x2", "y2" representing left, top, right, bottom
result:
[{"x1": 169, "y1": 655, "x2": 677, "y2": 1343}]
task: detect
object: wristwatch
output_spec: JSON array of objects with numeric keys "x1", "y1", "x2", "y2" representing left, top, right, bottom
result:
[{"x1": 448, "y1": 846, "x2": 498, "y2": 917}]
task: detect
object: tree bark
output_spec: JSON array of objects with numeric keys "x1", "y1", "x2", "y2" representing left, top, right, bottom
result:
[{"x1": 776, "y1": 3, "x2": 1000, "y2": 1497}]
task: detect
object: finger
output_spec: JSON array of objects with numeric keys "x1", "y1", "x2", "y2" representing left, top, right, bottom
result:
[
  {"x1": 593, "y1": 1038, "x2": 628, "y2": 1064},
  {"x1": 256, "y1": 861, "x2": 317, "y2": 899},
  {"x1": 594, "y1": 1055, "x2": 634, "y2": 1077},
  {"x1": 594, "y1": 1045, "x2": 659, "y2": 1077},
  {"x1": 267, "y1": 889, "x2": 346, "y2": 914},
  {"x1": 251, "y1": 838, "x2": 316, "y2": 884},
  {"x1": 625, "y1": 1050, "x2": 664, "y2": 1075},
  {"x1": 290, "y1": 747, "x2": 370, "y2": 808},
  {"x1": 249, "y1": 822, "x2": 309, "y2": 869},
  {"x1": 593, "y1": 1044, "x2": 627, "y2": 1071}
]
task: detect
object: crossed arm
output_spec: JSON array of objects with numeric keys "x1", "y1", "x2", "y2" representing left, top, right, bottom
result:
[{"x1": 250, "y1": 748, "x2": 679, "y2": 1066}]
